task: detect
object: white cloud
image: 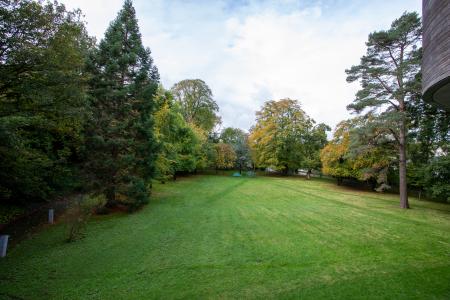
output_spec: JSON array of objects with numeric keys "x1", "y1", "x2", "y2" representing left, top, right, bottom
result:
[
  {"x1": 63, "y1": 0, "x2": 421, "y2": 133},
  {"x1": 64, "y1": 0, "x2": 124, "y2": 39}
]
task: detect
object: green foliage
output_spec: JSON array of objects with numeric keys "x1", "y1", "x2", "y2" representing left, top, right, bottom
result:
[
  {"x1": 0, "y1": 0, "x2": 92, "y2": 202},
  {"x1": 345, "y1": 11, "x2": 422, "y2": 113},
  {"x1": 345, "y1": 12, "x2": 422, "y2": 207},
  {"x1": 424, "y1": 154, "x2": 450, "y2": 202},
  {"x1": 407, "y1": 96, "x2": 450, "y2": 200},
  {"x1": 220, "y1": 127, "x2": 252, "y2": 172},
  {"x1": 154, "y1": 86, "x2": 201, "y2": 181},
  {"x1": 171, "y1": 79, "x2": 221, "y2": 133},
  {"x1": 188, "y1": 124, "x2": 217, "y2": 171},
  {"x1": 249, "y1": 99, "x2": 328, "y2": 174},
  {"x1": 408, "y1": 150, "x2": 450, "y2": 203},
  {"x1": 302, "y1": 122, "x2": 330, "y2": 177},
  {"x1": 85, "y1": 0, "x2": 159, "y2": 208},
  {"x1": 0, "y1": 204, "x2": 24, "y2": 225}
]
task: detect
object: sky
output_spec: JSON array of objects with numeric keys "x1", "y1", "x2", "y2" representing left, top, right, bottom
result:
[{"x1": 64, "y1": 0, "x2": 421, "y2": 132}]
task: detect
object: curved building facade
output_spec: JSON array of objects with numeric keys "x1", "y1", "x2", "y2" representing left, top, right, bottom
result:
[{"x1": 422, "y1": 0, "x2": 450, "y2": 111}]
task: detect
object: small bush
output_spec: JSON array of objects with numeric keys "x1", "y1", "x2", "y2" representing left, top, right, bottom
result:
[{"x1": 125, "y1": 178, "x2": 150, "y2": 212}]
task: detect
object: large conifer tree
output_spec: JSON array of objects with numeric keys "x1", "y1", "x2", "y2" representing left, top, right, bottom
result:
[
  {"x1": 345, "y1": 12, "x2": 421, "y2": 209},
  {"x1": 86, "y1": 0, "x2": 159, "y2": 209}
]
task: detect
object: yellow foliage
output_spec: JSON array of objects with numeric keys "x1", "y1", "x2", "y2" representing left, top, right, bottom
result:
[{"x1": 214, "y1": 143, "x2": 236, "y2": 169}]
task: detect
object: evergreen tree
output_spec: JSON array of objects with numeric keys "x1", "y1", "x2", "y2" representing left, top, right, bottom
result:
[
  {"x1": 345, "y1": 12, "x2": 421, "y2": 208},
  {"x1": 86, "y1": 0, "x2": 159, "y2": 209}
]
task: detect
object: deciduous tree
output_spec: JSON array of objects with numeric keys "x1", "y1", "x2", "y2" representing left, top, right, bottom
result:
[
  {"x1": 171, "y1": 79, "x2": 220, "y2": 133},
  {"x1": 220, "y1": 127, "x2": 252, "y2": 173},
  {"x1": 407, "y1": 96, "x2": 450, "y2": 201},
  {"x1": 213, "y1": 143, "x2": 236, "y2": 171},
  {"x1": 249, "y1": 99, "x2": 324, "y2": 175},
  {"x1": 320, "y1": 118, "x2": 393, "y2": 188},
  {"x1": 303, "y1": 123, "x2": 330, "y2": 179},
  {"x1": 153, "y1": 86, "x2": 201, "y2": 182},
  {"x1": 0, "y1": 0, "x2": 92, "y2": 202}
]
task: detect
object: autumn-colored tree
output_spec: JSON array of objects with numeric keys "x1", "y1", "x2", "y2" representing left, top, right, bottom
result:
[
  {"x1": 213, "y1": 143, "x2": 236, "y2": 171},
  {"x1": 321, "y1": 121, "x2": 354, "y2": 182},
  {"x1": 321, "y1": 118, "x2": 394, "y2": 188},
  {"x1": 249, "y1": 99, "x2": 327, "y2": 175}
]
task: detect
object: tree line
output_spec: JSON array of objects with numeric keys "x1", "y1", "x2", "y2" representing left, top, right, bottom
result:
[
  {"x1": 1, "y1": 1, "x2": 448, "y2": 213},
  {"x1": 0, "y1": 0, "x2": 227, "y2": 210},
  {"x1": 320, "y1": 12, "x2": 449, "y2": 206},
  {"x1": 243, "y1": 12, "x2": 449, "y2": 207},
  {"x1": 0, "y1": 0, "x2": 257, "y2": 210}
]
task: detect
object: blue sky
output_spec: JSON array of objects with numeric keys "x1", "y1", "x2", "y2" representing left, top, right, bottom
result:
[{"x1": 64, "y1": 0, "x2": 421, "y2": 132}]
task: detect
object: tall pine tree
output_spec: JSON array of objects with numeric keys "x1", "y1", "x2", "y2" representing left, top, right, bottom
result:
[
  {"x1": 345, "y1": 12, "x2": 421, "y2": 208},
  {"x1": 86, "y1": 0, "x2": 159, "y2": 210}
]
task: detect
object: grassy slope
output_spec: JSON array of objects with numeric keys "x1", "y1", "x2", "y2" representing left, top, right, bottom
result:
[{"x1": 1, "y1": 176, "x2": 449, "y2": 299}]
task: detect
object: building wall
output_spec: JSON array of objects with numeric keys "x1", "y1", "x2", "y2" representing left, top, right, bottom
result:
[{"x1": 422, "y1": 0, "x2": 450, "y2": 98}]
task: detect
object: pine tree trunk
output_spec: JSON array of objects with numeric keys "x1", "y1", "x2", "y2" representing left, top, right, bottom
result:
[{"x1": 399, "y1": 121, "x2": 409, "y2": 209}]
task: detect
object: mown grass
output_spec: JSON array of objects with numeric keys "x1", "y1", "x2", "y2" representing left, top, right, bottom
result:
[{"x1": 1, "y1": 176, "x2": 449, "y2": 299}]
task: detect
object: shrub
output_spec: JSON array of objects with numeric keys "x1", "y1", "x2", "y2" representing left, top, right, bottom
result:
[{"x1": 66, "y1": 194, "x2": 106, "y2": 242}]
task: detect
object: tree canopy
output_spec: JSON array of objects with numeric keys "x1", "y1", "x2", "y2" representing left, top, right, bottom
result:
[
  {"x1": 171, "y1": 79, "x2": 220, "y2": 133},
  {"x1": 249, "y1": 99, "x2": 328, "y2": 175},
  {"x1": 153, "y1": 86, "x2": 202, "y2": 182},
  {"x1": 220, "y1": 127, "x2": 252, "y2": 173},
  {"x1": 213, "y1": 143, "x2": 236, "y2": 171},
  {"x1": 0, "y1": 0, "x2": 92, "y2": 202},
  {"x1": 321, "y1": 118, "x2": 393, "y2": 188}
]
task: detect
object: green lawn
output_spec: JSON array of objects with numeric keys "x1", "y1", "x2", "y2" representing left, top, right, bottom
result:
[{"x1": 1, "y1": 176, "x2": 449, "y2": 299}]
